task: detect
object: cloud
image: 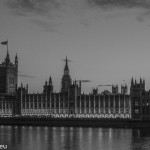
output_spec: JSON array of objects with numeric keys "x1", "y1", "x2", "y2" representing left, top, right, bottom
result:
[
  {"x1": 5, "y1": 0, "x2": 65, "y2": 32},
  {"x1": 138, "y1": 10, "x2": 150, "y2": 23},
  {"x1": 5, "y1": 0, "x2": 150, "y2": 29},
  {"x1": 31, "y1": 19, "x2": 60, "y2": 32},
  {"x1": 6, "y1": 0, "x2": 150, "y2": 17},
  {"x1": 87, "y1": 0, "x2": 150, "y2": 23},
  {"x1": 87, "y1": 0, "x2": 150, "y2": 9},
  {"x1": 6, "y1": 0, "x2": 61, "y2": 16},
  {"x1": 6, "y1": 0, "x2": 90, "y2": 31}
]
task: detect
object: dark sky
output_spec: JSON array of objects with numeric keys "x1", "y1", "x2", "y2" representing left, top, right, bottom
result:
[{"x1": 1, "y1": 0, "x2": 150, "y2": 93}]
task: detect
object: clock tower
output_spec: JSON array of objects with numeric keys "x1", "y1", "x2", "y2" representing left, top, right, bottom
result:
[{"x1": 61, "y1": 57, "x2": 72, "y2": 93}]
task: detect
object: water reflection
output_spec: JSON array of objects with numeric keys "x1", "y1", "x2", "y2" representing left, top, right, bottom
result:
[
  {"x1": 131, "y1": 129, "x2": 150, "y2": 150},
  {"x1": 0, "y1": 126, "x2": 150, "y2": 150}
]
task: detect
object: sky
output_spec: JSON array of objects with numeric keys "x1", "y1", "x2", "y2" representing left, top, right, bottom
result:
[{"x1": 1, "y1": 0, "x2": 150, "y2": 93}]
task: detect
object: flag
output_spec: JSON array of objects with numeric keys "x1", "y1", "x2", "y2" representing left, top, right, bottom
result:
[{"x1": 1, "y1": 41, "x2": 8, "y2": 45}]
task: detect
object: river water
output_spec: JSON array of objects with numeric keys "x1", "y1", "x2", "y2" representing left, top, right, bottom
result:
[{"x1": 0, "y1": 126, "x2": 150, "y2": 150}]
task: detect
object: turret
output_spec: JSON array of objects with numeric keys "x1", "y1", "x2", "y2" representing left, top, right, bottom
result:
[
  {"x1": 5, "y1": 50, "x2": 10, "y2": 65},
  {"x1": 43, "y1": 81, "x2": 48, "y2": 95},
  {"x1": 112, "y1": 85, "x2": 118, "y2": 94},
  {"x1": 140, "y1": 77, "x2": 142, "y2": 84},
  {"x1": 21, "y1": 82, "x2": 23, "y2": 88},
  {"x1": 121, "y1": 84, "x2": 128, "y2": 95},
  {"x1": 130, "y1": 78, "x2": 145, "y2": 119},
  {"x1": 26, "y1": 84, "x2": 28, "y2": 94},
  {"x1": 48, "y1": 76, "x2": 53, "y2": 93},
  {"x1": 75, "y1": 79, "x2": 76, "y2": 85},
  {"x1": 43, "y1": 77, "x2": 53, "y2": 96},
  {"x1": 135, "y1": 79, "x2": 137, "y2": 85},
  {"x1": 49, "y1": 76, "x2": 52, "y2": 85},
  {"x1": 0, "y1": 45, "x2": 18, "y2": 95},
  {"x1": 93, "y1": 88, "x2": 98, "y2": 95},
  {"x1": 143, "y1": 79, "x2": 145, "y2": 89},
  {"x1": 15, "y1": 53, "x2": 18, "y2": 67},
  {"x1": 131, "y1": 77, "x2": 134, "y2": 86}
]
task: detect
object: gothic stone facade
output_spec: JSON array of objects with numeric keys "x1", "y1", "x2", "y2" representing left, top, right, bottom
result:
[
  {"x1": 1, "y1": 53, "x2": 150, "y2": 120},
  {"x1": 18, "y1": 58, "x2": 131, "y2": 119}
]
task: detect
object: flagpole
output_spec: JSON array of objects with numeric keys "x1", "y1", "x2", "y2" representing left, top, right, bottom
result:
[
  {"x1": 7, "y1": 39, "x2": 8, "y2": 52},
  {"x1": 1, "y1": 40, "x2": 9, "y2": 52}
]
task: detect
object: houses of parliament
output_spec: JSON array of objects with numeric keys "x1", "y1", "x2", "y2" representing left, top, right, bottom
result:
[{"x1": 0, "y1": 51, "x2": 150, "y2": 120}]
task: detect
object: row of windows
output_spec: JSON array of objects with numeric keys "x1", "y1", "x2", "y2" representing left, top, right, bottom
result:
[
  {"x1": 134, "y1": 109, "x2": 150, "y2": 115},
  {"x1": 21, "y1": 102, "x2": 130, "y2": 110},
  {"x1": 22, "y1": 98, "x2": 130, "y2": 106},
  {"x1": 21, "y1": 109, "x2": 130, "y2": 115},
  {"x1": 0, "y1": 103, "x2": 13, "y2": 109},
  {"x1": 22, "y1": 103, "x2": 68, "y2": 109},
  {"x1": 76, "y1": 109, "x2": 129, "y2": 114},
  {"x1": 21, "y1": 103, "x2": 130, "y2": 108},
  {"x1": 22, "y1": 94, "x2": 129, "y2": 100},
  {"x1": 77, "y1": 101, "x2": 129, "y2": 108}
]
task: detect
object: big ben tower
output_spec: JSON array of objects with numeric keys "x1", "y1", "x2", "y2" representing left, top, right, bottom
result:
[{"x1": 61, "y1": 57, "x2": 72, "y2": 93}]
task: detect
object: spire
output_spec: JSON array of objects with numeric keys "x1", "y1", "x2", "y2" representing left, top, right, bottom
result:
[
  {"x1": 131, "y1": 77, "x2": 134, "y2": 86},
  {"x1": 49, "y1": 76, "x2": 52, "y2": 85},
  {"x1": 15, "y1": 53, "x2": 18, "y2": 62},
  {"x1": 5, "y1": 49, "x2": 10, "y2": 64},
  {"x1": 15, "y1": 53, "x2": 18, "y2": 66},
  {"x1": 45, "y1": 81, "x2": 47, "y2": 85},
  {"x1": 61, "y1": 56, "x2": 72, "y2": 93},
  {"x1": 26, "y1": 84, "x2": 28, "y2": 94},
  {"x1": 143, "y1": 79, "x2": 145, "y2": 84},
  {"x1": 143, "y1": 79, "x2": 145, "y2": 88},
  {"x1": 21, "y1": 82, "x2": 23, "y2": 88},
  {"x1": 135, "y1": 79, "x2": 137, "y2": 85},
  {"x1": 65, "y1": 56, "x2": 69, "y2": 70},
  {"x1": 64, "y1": 56, "x2": 69, "y2": 75}
]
